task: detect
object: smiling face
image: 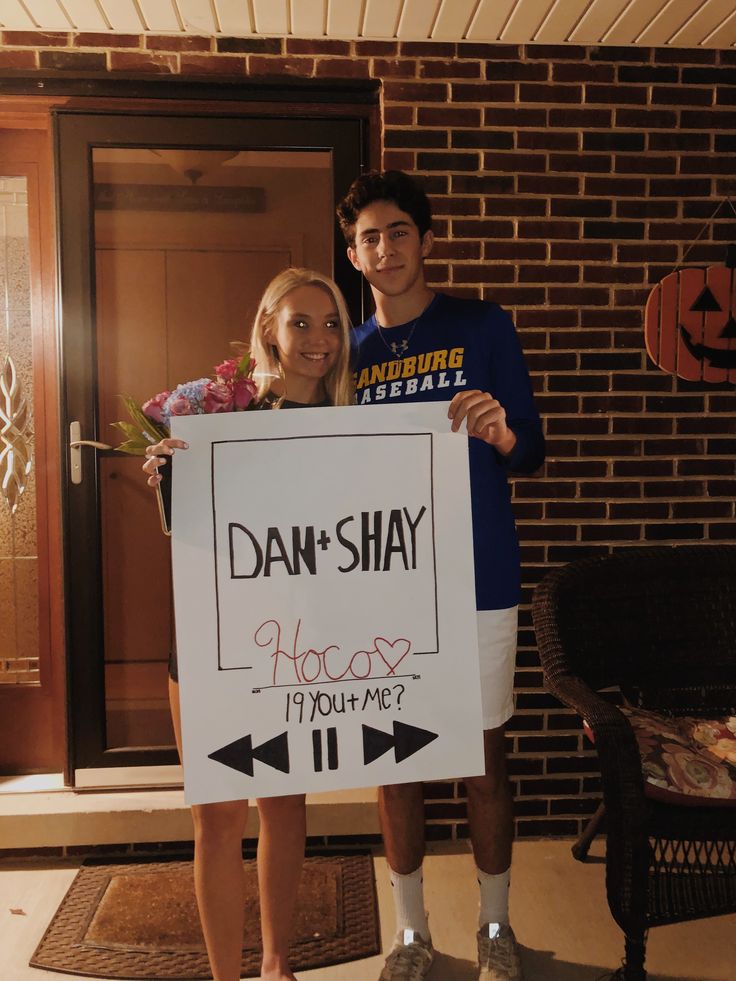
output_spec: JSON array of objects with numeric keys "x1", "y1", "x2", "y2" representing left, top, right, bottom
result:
[
  {"x1": 347, "y1": 199, "x2": 434, "y2": 302},
  {"x1": 267, "y1": 284, "x2": 342, "y2": 401}
]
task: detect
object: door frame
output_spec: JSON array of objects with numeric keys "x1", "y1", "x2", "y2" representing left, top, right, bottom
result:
[
  {"x1": 54, "y1": 97, "x2": 376, "y2": 783},
  {"x1": 0, "y1": 125, "x2": 65, "y2": 775}
]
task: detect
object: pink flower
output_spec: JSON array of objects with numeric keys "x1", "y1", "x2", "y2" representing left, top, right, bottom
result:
[
  {"x1": 233, "y1": 376, "x2": 258, "y2": 410},
  {"x1": 214, "y1": 358, "x2": 239, "y2": 381},
  {"x1": 167, "y1": 396, "x2": 196, "y2": 416},
  {"x1": 202, "y1": 380, "x2": 235, "y2": 414},
  {"x1": 142, "y1": 390, "x2": 171, "y2": 424}
]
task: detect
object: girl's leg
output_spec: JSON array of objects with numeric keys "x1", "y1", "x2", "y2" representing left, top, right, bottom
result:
[
  {"x1": 256, "y1": 794, "x2": 307, "y2": 981},
  {"x1": 170, "y1": 679, "x2": 249, "y2": 981}
]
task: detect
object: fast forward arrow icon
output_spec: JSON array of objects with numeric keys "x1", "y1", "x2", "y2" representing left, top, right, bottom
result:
[
  {"x1": 362, "y1": 721, "x2": 439, "y2": 765},
  {"x1": 208, "y1": 732, "x2": 290, "y2": 776}
]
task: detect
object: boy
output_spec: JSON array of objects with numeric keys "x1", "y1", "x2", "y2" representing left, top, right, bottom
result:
[{"x1": 337, "y1": 171, "x2": 544, "y2": 981}]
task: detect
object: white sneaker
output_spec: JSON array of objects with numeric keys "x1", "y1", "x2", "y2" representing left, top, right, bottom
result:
[
  {"x1": 477, "y1": 922, "x2": 523, "y2": 981},
  {"x1": 379, "y1": 928, "x2": 434, "y2": 980}
]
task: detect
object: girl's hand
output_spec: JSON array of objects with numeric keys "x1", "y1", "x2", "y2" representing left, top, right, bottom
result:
[
  {"x1": 142, "y1": 437, "x2": 188, "y2": 487},
  {"x1": 448, "y1": 390, "x2": 517, "y2": 456}
]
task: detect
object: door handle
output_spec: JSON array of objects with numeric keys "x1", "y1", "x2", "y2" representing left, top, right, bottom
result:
[{"x1": 69, "y1": 421, "x2": 112, "y2": 484}]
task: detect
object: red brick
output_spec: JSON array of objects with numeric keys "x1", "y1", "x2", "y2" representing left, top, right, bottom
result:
[
  {"x1": 39, "y1": 50, "x2": 105, "y2": 70},
  {"x1": 383, "y1": 150, "x2": 415, "y2": 170},
  {"x1": 551, "y1": 242, "x2": 612, "y2": 261},
  {"x1": 652, "y1": 86, "x2": 713, "y2": 106},
  {"x1": 484, "y1": 107, "x2": 547, "y2": 127},
  {"x1": 486, "y1": 197, "x2": 546, "y2": 216},
  {"x1": 110, "y1": 52, "x2": 176, "y2": 73},
  {"x1": 527, "y1": 44, "x2": 585, "y2": 60},
  {"x1": 517, "y1": 130, "x2": 577, "y2": 150},
  {"x1": 0, "y1": 50, "x2": 36, "y2": 68},
  {"x1": 384, "y1": 129, "x2": 446, "y2": 148},
  {"x1": 315, "y1": 58, "x2": 370, "y2": 78},
  {"x1": 216, "y1": 37, "x2": 280, "y2": 54},
  {"x1": 180, "y1": 54, "x2": 246, "y2": 75},
  {"x1": 452, "y1": 82, "x2": 516, "y2": 102},
  {"x1": 430, "y1": 197, "x2": 480, "y2": 216},
  {"x1": 74, "y1": 33, "x2": 139, "y2": 48},
  {"x1": 484, "y1": 151, "x2": 546, "y2": 173},
  {"x1": 383, "y1": 81, "x2": 447, "y2": 102},
  {"x1": 148, "y1": 34, "x2": 212, "y2": 52},
  {"x1": 616, "y1": 107, "x2": 678, "y2": 127},
  {"x1": 548, "y1": 108, "x2": 612, "y2": 127},
  {"x1": 418, "y1": 106, "x2": 480, "y2": 127},
  {"x1": 400, "y1": 41, "x2": 455, "y2": 57},
  {"x1": 248, "y1": 56, "x2": 313, "y2": 77},
  {"x1": 286, "y1": 38, "x2": 349, "y2": 55},
  {"x1": 552, "y1": 63, "x2": 615, "y2": 83},
  {"x1": 550, "y1": 152, "x2": 613, "y2": 173},
  {"x1": 518, "y1": 219, "x2": 580, "y2": 240},
  {"x1": 373, "y1": 58, "x2": 417, "y2": 78},
  {"x1": 384, "y1": 106, "x2": 413, "y2": 125},
  {"x1": 485, "y1": 242, "x2": 547, "y2": 261},
  {"x1": 421, "y1": 59, "x2": 480, "y2": 79},
  {"x1": 518, "y1": 174, "x2": 580, "y2": 194},
  {"x1": 586, "y1": 83, "x2": 647, "y2": 105},
  {"x1": 520, "y1": 82, "x2": 583, "y2": 103},
  {"x1": 487, "y1": 61, "x2": 548, "y2": 81},
  {"x1": 2, "y1": 30, "x2": 68, "y2": 46},
  {"x1": 355, "y1": 40, "x2": 398, "y2": 56}
]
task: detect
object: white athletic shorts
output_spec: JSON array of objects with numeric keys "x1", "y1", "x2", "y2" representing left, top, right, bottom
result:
[{"x1": 477, "y1": 606, "x2": 519, "y2": 730}]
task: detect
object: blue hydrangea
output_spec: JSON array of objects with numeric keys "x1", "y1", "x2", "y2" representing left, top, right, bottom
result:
[{"x1": 161, "y1": 378, "x2": 211, "y2": 424}]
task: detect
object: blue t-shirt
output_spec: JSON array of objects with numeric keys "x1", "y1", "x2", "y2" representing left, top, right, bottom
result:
[{"x1": 352, "y1": 292, "x2": 545, "y2": 611}]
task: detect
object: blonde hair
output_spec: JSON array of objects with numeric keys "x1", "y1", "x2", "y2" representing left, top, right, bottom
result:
[{"x1": 248, "y1": 268, "x2": 354, "y2": 407}]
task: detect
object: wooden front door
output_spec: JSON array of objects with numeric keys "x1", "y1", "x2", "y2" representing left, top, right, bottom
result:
[{"x1": 56, "y1": 111, "x2": 366, "y2": 781}]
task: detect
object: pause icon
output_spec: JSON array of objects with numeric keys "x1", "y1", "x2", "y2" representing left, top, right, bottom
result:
[{"x1": 312, "y1": 727, "x2": 338, "y2": 772}]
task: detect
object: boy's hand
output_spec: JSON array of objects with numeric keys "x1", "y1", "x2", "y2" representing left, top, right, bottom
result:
[
  {"x1": 142, "y1": 437, "x2": 188, "y2": 487},
  {"x1": 448, "y1": 390, "x2": 517, "y2": 456}
]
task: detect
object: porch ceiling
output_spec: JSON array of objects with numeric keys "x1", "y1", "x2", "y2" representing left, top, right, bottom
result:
[{"x1": 1, "y1": 0, "x2": 735, "y2": 49}]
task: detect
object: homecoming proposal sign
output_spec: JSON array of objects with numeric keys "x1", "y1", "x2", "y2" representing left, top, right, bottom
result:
[{"x1": 171, "y1": 403, "x2": 483, "y2": 804}]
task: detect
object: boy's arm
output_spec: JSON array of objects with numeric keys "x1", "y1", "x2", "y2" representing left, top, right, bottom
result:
[{"x1": 449, "y1": 305, "x2": 545, "y2": 473}]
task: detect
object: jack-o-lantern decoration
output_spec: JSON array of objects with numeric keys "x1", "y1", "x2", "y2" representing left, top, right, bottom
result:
[{"x1": 644, "y1": 244, "x2": 736, "y2": 384}]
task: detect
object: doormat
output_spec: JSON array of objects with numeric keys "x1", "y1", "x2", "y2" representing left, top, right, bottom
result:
[{"x1": 30, "y1": 853, "x2": 379, "y2": 979}]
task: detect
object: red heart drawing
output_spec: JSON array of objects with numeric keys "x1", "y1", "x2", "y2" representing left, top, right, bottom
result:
[{"x1": 374, "y1": 637, "x2": 411, "y2": 676}]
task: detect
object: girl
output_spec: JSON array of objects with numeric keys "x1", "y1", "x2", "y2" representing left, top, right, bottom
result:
[{"x1": 142, "y1": 268, "x2": 354, "y2": 981}]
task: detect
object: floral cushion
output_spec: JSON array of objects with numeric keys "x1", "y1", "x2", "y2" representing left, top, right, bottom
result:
[{"x1": 584, "y1": 707, "x2": 736, "y2": 807}]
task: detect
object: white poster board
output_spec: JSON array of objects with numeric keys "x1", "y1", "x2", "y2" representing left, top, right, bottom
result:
[{"x1": 171, "y1": 402, "x2": 484, "y2": 804}]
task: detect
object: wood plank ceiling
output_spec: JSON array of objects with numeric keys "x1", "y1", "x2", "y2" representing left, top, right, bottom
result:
[{"x1": 1, "y1": 0, "x2": 735, "y2": 47}]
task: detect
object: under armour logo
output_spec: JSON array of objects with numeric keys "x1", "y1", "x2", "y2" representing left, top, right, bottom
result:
[{"x1": 390, "y1": 339, "x2": 410, "y2": 355}]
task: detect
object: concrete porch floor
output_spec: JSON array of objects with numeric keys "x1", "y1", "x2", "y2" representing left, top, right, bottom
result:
[{"x1": 2, "y1": 839, "x2": 735, "y2": 981}]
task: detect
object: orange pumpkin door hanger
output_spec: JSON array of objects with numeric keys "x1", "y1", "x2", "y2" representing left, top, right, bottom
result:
[{"x1": 645, "y1": 244, "x2": 736, "y2": 384}]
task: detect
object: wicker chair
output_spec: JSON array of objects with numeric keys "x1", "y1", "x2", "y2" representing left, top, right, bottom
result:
[{"x1": 531, "y1": 545, "x2": 736, "y2": 981}]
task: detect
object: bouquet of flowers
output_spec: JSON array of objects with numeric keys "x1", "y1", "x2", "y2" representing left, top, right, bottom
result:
[{"x1": 112, "y1": 353, "x2": 258, "y2": 455}]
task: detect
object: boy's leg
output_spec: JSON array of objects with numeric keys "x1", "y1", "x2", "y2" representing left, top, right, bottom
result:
[
  {"x1": 377, "y1": 783, "x2": 433, "y2": 979},
  {"x1": 256, "y1": 794, "x2": 307, "y2": 981},
  {"x1": 466, "y1": 727, "x2": 514, "y2": 917},
  {"x1": 468, "y1": 610, "x2": 524, "y2": 980}
]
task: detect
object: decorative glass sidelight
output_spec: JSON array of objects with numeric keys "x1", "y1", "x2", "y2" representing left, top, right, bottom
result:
[
  {"x1": 0, "y1": 176, "x2": 39, "y2": 686},
  {"x1": 1, "y1": 353, "x2": 32, "y2": 512}
]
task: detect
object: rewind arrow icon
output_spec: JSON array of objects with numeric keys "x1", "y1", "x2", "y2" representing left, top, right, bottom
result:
[
  {"x1": 208, "y1": 732, "x2": 290, "y2": 776},
  {"x1": 362, "y1": 721, "x2": 439, "y2": 766}
]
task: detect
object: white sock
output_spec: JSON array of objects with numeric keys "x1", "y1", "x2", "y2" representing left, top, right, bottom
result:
[
  {"x1": 389, "y1": 865, "x2": 430, "y2": 939},
  {"x1": 477, "y1": 865, "x2": 510, "y2": 928}
]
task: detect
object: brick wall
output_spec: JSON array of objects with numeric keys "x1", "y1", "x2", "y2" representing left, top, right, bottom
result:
[{"x1": 3, "y1": 32, "x2": 735, "y2": 839}]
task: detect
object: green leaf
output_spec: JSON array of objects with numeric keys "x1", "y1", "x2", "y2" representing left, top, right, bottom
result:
[{"x1": 110, "y1": 394, "x2": 169, "y2": 454}]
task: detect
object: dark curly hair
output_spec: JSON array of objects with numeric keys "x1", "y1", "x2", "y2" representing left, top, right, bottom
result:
[{"x1": 336, "y1": 170, "x2": 433, "y2": 246}]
